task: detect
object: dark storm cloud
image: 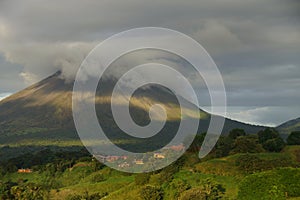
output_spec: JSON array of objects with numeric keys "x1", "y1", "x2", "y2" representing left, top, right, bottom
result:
[{"x1": 0, "y1": 0, "x2": 299, "y2": 125}]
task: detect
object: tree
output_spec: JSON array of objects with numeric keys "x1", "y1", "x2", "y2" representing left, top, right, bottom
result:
[
  {"x1": 258, "y1": 128, "x2": 286, "y2": 152},
  {"x1": 230, "y1": 135, "x2": 264, "y2": 154},
  {"x1": 263, "y1": 137, "x2": 286, "y2": 152},
  {"x1": 228, "y1": 128, "x2": 246, "y2": 139},
  {"x1": 258, "y1": 128, "x2": 279, "y2": 143},
  {"x1": 287, "y1": 131, "x2": 300, "y2": 145},
  {"x1": 214, "y1": 136, "x2": 234, "y2": 157}
]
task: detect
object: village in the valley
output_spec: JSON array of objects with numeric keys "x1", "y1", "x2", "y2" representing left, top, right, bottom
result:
[
  {"x1": 16, "y1": 144, "x2": 186, "y2": 173},
  {"x1": 92, "y1": 144, "x2": 185, "y2": 169}
]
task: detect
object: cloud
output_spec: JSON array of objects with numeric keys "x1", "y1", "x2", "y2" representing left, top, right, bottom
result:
[
  {"x1": 0, "y1": 0, "x2": 299, "y2": 82},
  {"x1": 19, "y1": 72, "x2": 39, "y2": 85},
  {"x1": 0, "y1": 92, "x2": 12, "y2": 101},
  {"x1": 225, "y1": 106, "x2": 300, "y2": 127},
  {"x1": 191, "y1": 20, "x2": 243, "y2": 55},
  {"x1": 0, "y1": 0, "x2": 299, "y2": 125}
]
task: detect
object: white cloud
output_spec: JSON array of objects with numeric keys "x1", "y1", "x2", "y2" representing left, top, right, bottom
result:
[
  {"x1": 19, "y1": 72, "x2": 39, "y2": 85},
  {"x1": 225, "y1": 106, "x2": 300, "y2": 127},
  {"x1": 0, "y1": 92, "x2": 12, "y2": 101}
]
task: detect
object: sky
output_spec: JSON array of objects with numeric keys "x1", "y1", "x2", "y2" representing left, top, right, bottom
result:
[{"x1": 0, "y1": 0, "x2": 299, "y2": 126}]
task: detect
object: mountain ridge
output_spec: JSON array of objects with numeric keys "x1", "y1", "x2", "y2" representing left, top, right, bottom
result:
[{"x1": 276, "y1": 117, "x2": 300, "y2": 137}]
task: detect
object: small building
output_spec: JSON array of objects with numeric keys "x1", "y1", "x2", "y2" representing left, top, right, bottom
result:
[
  {"x1": 168, "y1": 144, "x2": 185, "y2": 151},
  {"x1": 106, "y1": 156, "x2": 121, "y2": 162},
  {"x1": 134, "y1": 159, "x2": 144, "y2": 165},
  {"x1": 106, "y1": 155, "x2": 128, "y2": 162},
  {"x1": 154, "y1": 153, "x2": 165, "y2": 159},
  {"x1": 118, "y1": 162, "x2": 130, "y2": 168},
  {"x1": 93, "y1": 155, "x2": 128, "y2": 163},
  {"x1": 18, "y1": 168, "x2": 32, "y2": 173}
]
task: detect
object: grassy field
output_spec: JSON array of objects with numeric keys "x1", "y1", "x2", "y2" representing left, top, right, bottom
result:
[{"x1": 1, "y1": 146, "x2": 299, "y2": 199}]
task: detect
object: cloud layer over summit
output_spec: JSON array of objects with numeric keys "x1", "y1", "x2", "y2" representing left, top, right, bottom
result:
[{"x1": 0, "y1": 0, "x2": 299, "y2": 126}]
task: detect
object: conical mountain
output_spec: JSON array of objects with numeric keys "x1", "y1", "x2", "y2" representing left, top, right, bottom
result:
[{"x1": 0, "y1": 71, "x2": 265, "y2": 147}]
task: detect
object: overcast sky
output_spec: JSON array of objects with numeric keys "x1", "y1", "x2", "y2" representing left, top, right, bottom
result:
[{"x1": 0, "y1": 0, "x2": 299, "y2": 126}]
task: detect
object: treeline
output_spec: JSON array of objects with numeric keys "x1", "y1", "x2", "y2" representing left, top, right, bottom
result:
[
  {"x1": 0, "y1": 148, "x2": 93, "y2": 176},
  {"x1": 189, "y1": 128, "x2": 300, "y2": 157},
  {"x1": 0, "y1": 148, "x2": 104, "y2": 200}
]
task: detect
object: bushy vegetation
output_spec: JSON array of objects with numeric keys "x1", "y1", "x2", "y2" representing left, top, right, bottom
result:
[
  {"x1": 0, "y1": 181, "x2": 48, "y2": 200},
  {"x1": 287, "y1": 131, "x2": 300, "y2": 145},
  {"x1": 235, "y1": 153, "x2": 295, "y2": 174},
  {"x1": 167, "y1": 179, "x2": 191, "y2": 199},
  {"x1": 66, "y1": 191, "x2": 108, "y2": 200},
  {"x1": 230, "y1": 135, "x2": 264, "y2": 154},
  {"x1": 238, "y1": 168, "x2": 300, "y2": 200},
  {"x1": 178, "y1": 178, "x2": 225, "y2": 200},
  {"x1": 0, "y1": 128, "x2": 299, "y2": 199},
  {"x1": 258, "y1": 128, "x2": 286, "y2": 152},
  {"x1": 139, "y1": 185, "x2": 163, "y2": 200}
]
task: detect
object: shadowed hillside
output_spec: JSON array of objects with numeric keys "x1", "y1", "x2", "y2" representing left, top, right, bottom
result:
[
  {"x1": 277, "y1": 118, "x2": 300, "y2": 138},
  {"x1": 0, "y1": 72, "x2": 265, "y2": 148}
]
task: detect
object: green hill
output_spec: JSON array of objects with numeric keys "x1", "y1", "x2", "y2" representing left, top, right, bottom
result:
[
  {"x1": 277, "y1": 118, "x2": 300, "y2": 138},
  {"x1": 1, "y1": 145, "x2": 299, "y2": 200}
]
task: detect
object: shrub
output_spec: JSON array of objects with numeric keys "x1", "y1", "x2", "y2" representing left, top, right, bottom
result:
[
  {"x1": 238, "y1": 168, "x2": 300, "y2": 199},
  {"x1": 258, "y1": 128, "x2": 279, "y2": 143},
  {"x1": 179, "y1": 187, "x2": 207, "y2": 200},
  {"x1": 9, "y1": 183, "x2": 48, "y2": 200},
  {"x1": 179, "y1": 179, "x2": 225, "y2": 200},
  {"x1": 238, "y1": 171, "x2": 285, "y2": 200},
  {"x1": 215, "y1": 136, "x2": 234, "y2": 157},
  {"x1": 139, "y1": 185, "x2": 163, "y2": 200},
  {"x1": 235, "y1": 154, "x2": 263, "y2": 173},
  {"x1": 258, "y1": 128, "x2": 286, "y2": 152},
  {"x1": 263, "y1": 138, "x2": 285, "y2": 152},
  {"x1": 154, "y1": 163, "x2": 181, "y2": 184},
  {"x1": 228, "y1": 128, "x2": 246, "y2": 139},
  {"x1": 276, "y1": 168, "x2": 300, "y2": 197},
  {"x1": 236, "y1": 154, "x2": 295, "y2": 174},
  {"x1": 0, "y1": 181, "x2": 17, "y2": 200},
  {"x1": 168, "y1": 179, "x2": 191, "y2": 199},
  {"x1": 230, "y1": 135, "x2": 264, "y2": 154},
  {"x1": 287, "y1": 131, "x2": 300, "y2": 145}
]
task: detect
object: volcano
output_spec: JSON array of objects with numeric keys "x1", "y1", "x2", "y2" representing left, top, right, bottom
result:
[{"x1": 0, "y1": 71, "x2": 265, "y2": 149}]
